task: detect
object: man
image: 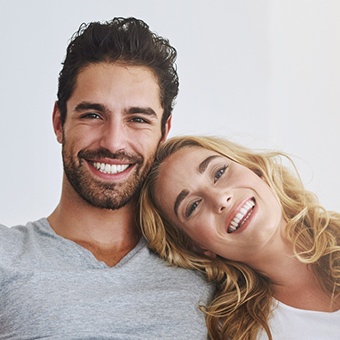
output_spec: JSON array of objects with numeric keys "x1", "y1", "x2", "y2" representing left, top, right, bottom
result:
[{"x1": 0, "y1": 18, "x2": 212, "y2": 339}]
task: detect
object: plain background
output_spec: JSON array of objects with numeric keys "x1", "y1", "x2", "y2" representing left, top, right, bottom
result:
[{"x1": 1, "y1": 0, "x2": 339, "y2": 227}]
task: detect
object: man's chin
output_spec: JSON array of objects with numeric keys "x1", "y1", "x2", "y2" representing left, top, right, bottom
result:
[
  {"x1": 80, "y1": 188, "x2": 139, "y2": 211},
  {"x1": 93, "y1": 199, "x2": 135, "y2": 211}
]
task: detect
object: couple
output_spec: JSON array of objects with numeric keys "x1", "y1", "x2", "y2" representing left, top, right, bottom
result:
[{"x1": 0, "y1": 17, "x2": 339, "y2": 339}]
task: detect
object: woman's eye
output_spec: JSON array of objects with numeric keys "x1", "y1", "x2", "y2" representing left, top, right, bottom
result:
[
  {"x1": 186, "y1": 200, "x2": 201, "y2": 218},
  {"x1": 214, "y1": 165, "x2": 227, "y2": 183}
]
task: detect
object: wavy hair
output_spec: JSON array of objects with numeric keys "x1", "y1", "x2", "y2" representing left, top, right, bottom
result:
[
  {"x1": 57, "y1": 17, "x2": 178, "y2": 136},
  {"x1": 139, "y1": 135, "x2": 340, "y2": 339}
]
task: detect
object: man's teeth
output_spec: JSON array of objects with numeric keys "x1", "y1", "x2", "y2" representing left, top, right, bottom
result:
[
  {"x1": 92, "y1": 162, "x2": 129, "y2": 174},
  {"x1": 228, "y1": 199, "x2": 255, "y2": 233}
]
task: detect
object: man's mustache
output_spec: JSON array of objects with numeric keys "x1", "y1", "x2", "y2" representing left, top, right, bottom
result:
[{"x1": 78, "y1": 148, "x2": 143, "y2": 164}]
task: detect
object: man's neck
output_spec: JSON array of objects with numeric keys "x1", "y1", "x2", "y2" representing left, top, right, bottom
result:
[{"x1": 48, "y1": 191, "x2": 141, "y2": 267}]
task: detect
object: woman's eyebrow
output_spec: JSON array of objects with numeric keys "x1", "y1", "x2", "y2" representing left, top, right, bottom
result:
[
  {"x1": 174, "y1": 190, "x2": 189, "y2": 217},
  {"x1": 173, "y1": 155, "x2": 220, "y2": 217},
  {"x1": 198, "y1": 155, "x2": 219, "y2": 173}
]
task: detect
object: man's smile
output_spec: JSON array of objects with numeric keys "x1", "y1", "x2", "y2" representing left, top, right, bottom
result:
[{"x1": 91, "y1": 162, "x2": 130, "y2": 174}]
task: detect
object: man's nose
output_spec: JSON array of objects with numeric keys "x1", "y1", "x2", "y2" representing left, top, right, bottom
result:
[{"x1": 99, "y1": 119, "x2": 127, "y2": 153}]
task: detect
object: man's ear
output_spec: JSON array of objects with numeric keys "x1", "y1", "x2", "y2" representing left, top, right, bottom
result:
[
  {"x1": 161, "y1": 114, "x2": 172, "y2": 142},
  {"x1": 52, "y1": 102, "x2": 63, "y2": 144}
]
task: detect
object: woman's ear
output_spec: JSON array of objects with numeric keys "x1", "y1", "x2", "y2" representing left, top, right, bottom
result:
[
  {"x1": 201, "y1": 249, "x2": 217, "y2": 258},
  {"x1": 254, "y1": 169, "x2": 263, "y2": 178},
  {"x1": 192, "y1": 242, "x2": 216, "y2": 259}
]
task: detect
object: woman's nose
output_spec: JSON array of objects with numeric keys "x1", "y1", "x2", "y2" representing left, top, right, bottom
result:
[{"x1": 211, "y1": 191, "x2": 231, "y2": 213}]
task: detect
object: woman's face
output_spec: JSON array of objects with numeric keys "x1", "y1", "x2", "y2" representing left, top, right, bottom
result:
[{"x1": 155, "y1": 146, "x2": 286, "y2": 264}]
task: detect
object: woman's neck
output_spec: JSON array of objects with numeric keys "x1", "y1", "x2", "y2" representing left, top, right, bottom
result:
[{"x1": 245, "y1": 240, "x2": 338, "y2": 312}]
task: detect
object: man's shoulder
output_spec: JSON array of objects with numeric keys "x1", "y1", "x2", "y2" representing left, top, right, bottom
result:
[
  {"x1": 133, "y1": 240, "x2": 214, "y2": 291},
  {"x1": 0, "y1": 218, "x2": 46, "y2": 235},
  {"x1": 0, "y1": 218, "x2": 48, "y2": 251}
]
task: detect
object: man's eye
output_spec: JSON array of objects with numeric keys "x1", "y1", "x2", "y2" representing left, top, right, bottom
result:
[
  {"x1": 185, "y1": 200, "x2": 201, "y2": 218},
  {"x1": 130, "y1": 117, "x2": 148, "y2": 124},
  {"x1": 214, "y1": 165, "x2": 227, "y2": 183},
  {"x1": 82, "y1": 113, "x2": 101, "y2": 119}
]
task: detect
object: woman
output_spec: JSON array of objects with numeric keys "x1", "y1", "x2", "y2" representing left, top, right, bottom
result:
[{"x1": 139, "y1": 135, "x2": 340, "y2": 339}]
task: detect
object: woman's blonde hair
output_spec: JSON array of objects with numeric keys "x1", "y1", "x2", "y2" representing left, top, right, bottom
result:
[{"x1": 139, "y1": 135, "x2": 340, "y2": 340}]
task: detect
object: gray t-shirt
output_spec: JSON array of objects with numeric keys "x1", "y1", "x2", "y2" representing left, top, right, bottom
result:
[{"x1": 0, "y1": 219, "x2": 213, "y2": 339}]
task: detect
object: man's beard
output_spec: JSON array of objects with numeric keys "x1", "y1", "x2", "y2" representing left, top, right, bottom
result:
[{"x1": 62, "y1": 145, "x2": 153, "y2": 210}]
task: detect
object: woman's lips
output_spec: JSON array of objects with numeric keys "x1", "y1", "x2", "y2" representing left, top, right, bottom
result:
[{"x1": 227, "y1": 198, "x2": 255, "y2": 233}]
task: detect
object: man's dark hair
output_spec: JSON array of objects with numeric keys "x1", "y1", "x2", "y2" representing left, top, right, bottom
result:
[{"x1": 57, "y1": 17, "x2": 179, "y2": 134}]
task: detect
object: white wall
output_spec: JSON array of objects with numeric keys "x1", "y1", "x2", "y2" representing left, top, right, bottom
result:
[{"x1": 1, "y1": 0, "x2": 339, "y2": 226}]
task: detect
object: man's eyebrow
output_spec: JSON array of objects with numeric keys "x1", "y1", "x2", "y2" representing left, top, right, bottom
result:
[
  {"x1": 174, "y1": 189, "x2": 189, "y2": 217},
  {"x1": 198, "y1": 155, "x2": 219, "y2": 173},
  {"x1": 127, "y1": 107, "x2": 157, "y2": 117},
  {"x1": 74, "y1": 102, "x2": 106, "y2": 113}
]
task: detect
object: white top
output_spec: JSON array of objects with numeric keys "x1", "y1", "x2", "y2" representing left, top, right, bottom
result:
[{"x1": 257, "y1": 299, "x2": 340, "y2": 339}]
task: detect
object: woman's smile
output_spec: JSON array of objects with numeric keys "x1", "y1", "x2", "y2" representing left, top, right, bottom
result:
[{"x1": 226, "y1": 198, "x2": 256, "y2": 233}]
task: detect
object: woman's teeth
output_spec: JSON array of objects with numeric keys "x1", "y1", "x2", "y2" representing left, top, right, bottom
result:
[{"x1": 228, "y1": 199, "x2": 255, "y2": 233}]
